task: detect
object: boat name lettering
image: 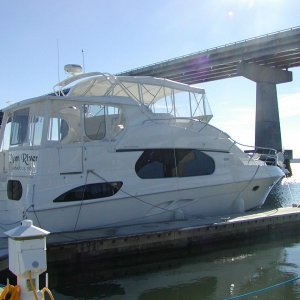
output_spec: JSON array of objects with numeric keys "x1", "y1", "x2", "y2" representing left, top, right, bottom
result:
[
  {"x1": 9, "y1": 153, "x2": 38, "y2": 165},
  {"x1": 21, "y1": 153, "x2": 38, "y2": 165}
]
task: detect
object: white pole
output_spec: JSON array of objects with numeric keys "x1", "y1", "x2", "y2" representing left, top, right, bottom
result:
[{"x1": 82, "y1": 49, "x2": 85, "y2": 73}]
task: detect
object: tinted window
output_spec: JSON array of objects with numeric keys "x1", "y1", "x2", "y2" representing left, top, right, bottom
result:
[
  {"x1": 136, "y1": 149, "x2": 215, "y2": 179},
  {"x1": 175, "y1": 149, "x2": 215, "y2": 177},
  {"x1": 135, "y1": 149, "x2": 176, "y2": 178},
  {"x1": 53, "y1": 182, "x2": 123, "y2": 202}
]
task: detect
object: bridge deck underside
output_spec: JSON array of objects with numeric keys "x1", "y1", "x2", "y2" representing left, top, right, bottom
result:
[{"x1": 117, "y1": 27, "x2": 300, "y2": 85}]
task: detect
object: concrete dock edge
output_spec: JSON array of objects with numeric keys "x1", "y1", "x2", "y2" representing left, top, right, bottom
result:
[{"x1": 1, "y1": 207, "x2": 300, "y2": 273}]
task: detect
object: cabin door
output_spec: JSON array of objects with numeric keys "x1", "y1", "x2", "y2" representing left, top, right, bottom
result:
[{"x1": 58, "y1": 146, "x2": 83, "y2": 174}]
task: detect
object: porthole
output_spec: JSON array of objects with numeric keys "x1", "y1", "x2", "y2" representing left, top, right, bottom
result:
[{"x1": 7, "y1": 180, "x2": 22, "y2": 200}]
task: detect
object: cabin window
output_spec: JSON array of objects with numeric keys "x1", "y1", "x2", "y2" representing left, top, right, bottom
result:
[
  {"x1": 135, "y1": 149, "x2": 215, "y2": 179},
  {"x1": 175, "y1": 149, "x2": 215, "y2": 177},
  {"x1": 84, "y1": 104, "x2": 124, "y2": 140},
  {"x1": 135, "y1": 149, "x2": 176, "y2": 178},
  {"x1": 84, "y1": 104, "x2": 106, "y2": 140},
  {"x1": 47, "y1": 117, "x2": 69, "y2": 142},
  {"x1": 29, "y1": 116, "x2": 44, "y2": 146},
  {"x1": 1, "y1": 117, "x2": 12, "y2": 151},
  {"x1": 10, "y1": 108, "x2": 30, "y2": 146},
  {"x1": 53, "y1": 181, "x2": 123, "y2": 202},
  {"x1": 47, "y1": 104, "x2": 81, "y2": 144},
  {"x1": 148, "y1": 87, "x2": 174, "y2": 115},
  {"x1": 106, "y1": 106, "x2": 124, "y2": 136}
]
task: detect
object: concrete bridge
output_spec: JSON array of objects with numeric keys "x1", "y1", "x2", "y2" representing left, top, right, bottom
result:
[{"x1": 118, "y1": 27, "x2": 300, "y2": 155}]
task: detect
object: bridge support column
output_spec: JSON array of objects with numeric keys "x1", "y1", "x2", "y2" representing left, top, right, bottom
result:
[
  {"x1": 256, "y1": 82, "x2": 282, "y2": 151},
  {"x1": 237, "y1": 62, "x2": 292, "y2": 152}
]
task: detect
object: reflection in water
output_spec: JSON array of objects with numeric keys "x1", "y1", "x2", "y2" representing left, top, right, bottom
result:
[
  {"x1": 56, "y1": 283, "x2": 125, "y2": 299},
  {"x1": 51, "y1": 236, "x2": 300, "y2": 300},
  {"x1": 139, "y1": 277, "x2": 217, "y2": 300}
]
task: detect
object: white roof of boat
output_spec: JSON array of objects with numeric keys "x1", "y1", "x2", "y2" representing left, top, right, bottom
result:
[
  {"x1": 55, "y1": 72, "x2": 204, "y2": 94},
  {"x1": 64, "y1": 73, "x2": 205, "y2": 106},
  {"x1": 116, "y1": 75, "x2": 204, "y2": 93},
  {"x1": 2, "y1": 73, "x2": 205, "y2": 111},
  {"x1": 2, "y1": 95, "x2": 138, "y2": 112}
]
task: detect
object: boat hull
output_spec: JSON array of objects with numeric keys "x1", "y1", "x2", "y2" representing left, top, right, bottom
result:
[{"x1": 0, "y1": 167, "x2": 280, "y2": 234}]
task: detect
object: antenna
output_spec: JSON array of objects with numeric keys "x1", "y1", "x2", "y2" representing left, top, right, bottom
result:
[
  {"x1": 57, "y1": 39, "x2": 61, "y2": 82},
  {"x1": 82, "y1": 49, "x2": 85, "y2": 73}
]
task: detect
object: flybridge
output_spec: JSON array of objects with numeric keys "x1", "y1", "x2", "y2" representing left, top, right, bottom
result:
[
  {"x1": 53, "y1": 72, "x2": 213, "y2": 121},
  {"x1": 2, "y1": 72, "x2": 212, "y2": 123}
]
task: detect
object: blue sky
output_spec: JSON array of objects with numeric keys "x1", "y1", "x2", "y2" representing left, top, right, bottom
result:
[{"x1": 1, "y1": 0, "x2": 300, "y2": 156}]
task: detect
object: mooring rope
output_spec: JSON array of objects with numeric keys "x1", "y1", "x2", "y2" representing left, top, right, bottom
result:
[{"x1": 224, "y1": 275, "x2": 300, "y2": 299}]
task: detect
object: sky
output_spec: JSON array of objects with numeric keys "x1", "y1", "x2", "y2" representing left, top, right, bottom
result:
[{"x1": 0, "y1": 0, "x2": 300, "y2": 156}]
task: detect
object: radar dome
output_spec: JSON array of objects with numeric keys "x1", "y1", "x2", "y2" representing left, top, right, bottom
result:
[{"x1": 64, "y1": 64, "x2": 83, "y2": 75}]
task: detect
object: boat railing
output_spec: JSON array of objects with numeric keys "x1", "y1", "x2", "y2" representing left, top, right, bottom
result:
[
  {"x1": 142, "y1": 116, "x2": 211, "y2": 126},
  {"x1": 210, "y1": 126, "x2": 279, "y2": 165},
  {"x1": 229, "y1": 138, "x2": 279, "y2": 166}
]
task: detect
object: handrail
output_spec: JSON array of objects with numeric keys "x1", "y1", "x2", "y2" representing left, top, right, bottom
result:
[
  {"x1": 229, "y1": 138, "x2": 278, "y2": 166},
  {"x1": 142, "y1": 116, "x2": 211, "y2": 126}
]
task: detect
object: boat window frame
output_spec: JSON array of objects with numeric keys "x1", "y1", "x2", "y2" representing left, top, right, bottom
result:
[
  {"x1": 83, "y1": 103, "x2": 125, "y2": 141},
  {"x1": 84, "y1": 104, "x2": 106, "y2": 140},
  {"x1": 29, "y1": 115, "x2": 45, "y2": 146},
  {"x1": 10, "y1": 107, "x2": 30, "y2": 146},
  {"x1": 7, "y1": 179, "x2": 23, "y2": 200},
  {"x1": 53, "y1": 181, "x2": 123, "y2": 202},
  {"x1": 46, "y1": 101, "x2": 82, "y2": 145},
  {"x1": 0, "y1": 115, "x2": 12, "y2": 151},
  {"x1": 135, "y1": 149, "x2": 215, "y2": 179}
]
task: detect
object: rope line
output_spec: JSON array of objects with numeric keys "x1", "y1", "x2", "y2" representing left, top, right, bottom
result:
[
  {"x1": 73, "y1": 169, "x2": 89, "y2": 231},
  {"x1": 89, "y1": 170, "x2": 187, "y2": 215},
  {"x1": 224, "y1": 275, "x2": 300, "y2": 299}
]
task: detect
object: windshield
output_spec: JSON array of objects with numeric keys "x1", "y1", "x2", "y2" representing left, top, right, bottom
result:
[
  {"x1": 0, "y1": 106, "x2": 46, "y2": 149},
  {"x1": 10, "y1": 108, "x2": 30, "y2": 146}
]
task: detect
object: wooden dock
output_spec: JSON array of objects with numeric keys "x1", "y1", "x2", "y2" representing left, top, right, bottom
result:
[{"x1": 1, "y1": 207, "x2": 300, "y2": 273}]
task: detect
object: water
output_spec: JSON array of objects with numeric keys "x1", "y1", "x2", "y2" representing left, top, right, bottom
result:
[
  {"x1": 263, "y1": 163, "x2": 300, "y2": 209},
  {"x1": 4, "y1": 164, "x2": 300, "y2": 299},
  {"x1": 51, "y1": 237, "x2": 300, "y2": 300}
]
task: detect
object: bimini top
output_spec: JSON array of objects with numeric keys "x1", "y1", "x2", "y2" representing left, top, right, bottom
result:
[
  {"x1": 53, "y1": 72, "x2": 206, "y2": 107},
  {"x1": 3, "y1": 72, "x2": 212, "y2": 122}
]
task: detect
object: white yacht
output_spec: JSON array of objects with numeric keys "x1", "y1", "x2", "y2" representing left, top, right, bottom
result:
[{"x1": 0, "y1": 70, "x2": 284, "y2": 234}]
